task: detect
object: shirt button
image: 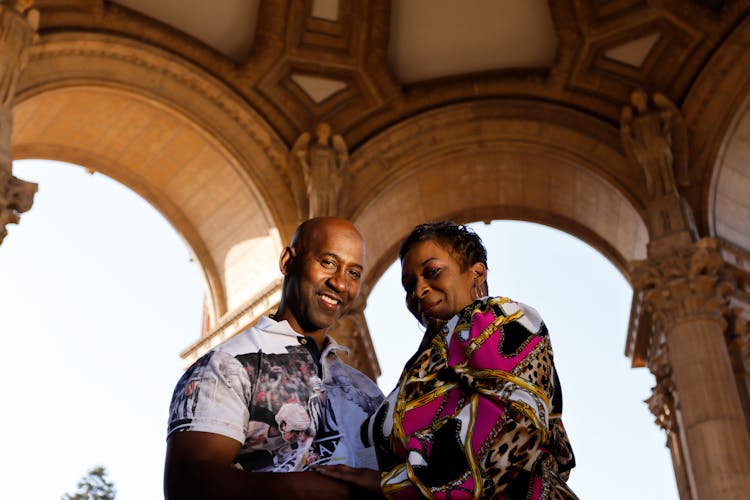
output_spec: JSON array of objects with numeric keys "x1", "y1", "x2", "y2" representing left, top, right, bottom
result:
[{"x1": 299, "y1": 337, "x2": 307, "y2": 344}]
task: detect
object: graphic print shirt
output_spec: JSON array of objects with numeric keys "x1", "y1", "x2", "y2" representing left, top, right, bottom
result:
[{"x1": 167, "y1": 317, "x2": 384, "y2": 472}]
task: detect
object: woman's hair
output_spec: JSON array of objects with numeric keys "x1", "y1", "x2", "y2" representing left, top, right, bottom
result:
[{"x1": 398, "y1": 221, "x2": 488, "y2": 270}]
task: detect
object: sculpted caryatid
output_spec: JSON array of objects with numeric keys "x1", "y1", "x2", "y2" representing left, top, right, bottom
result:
[
  {"x1": 620, "y1": 89, "x2": 690, "y2": 199},
  {"x1": 289, "y1": 123, "x2": 348, "y2": 220}
]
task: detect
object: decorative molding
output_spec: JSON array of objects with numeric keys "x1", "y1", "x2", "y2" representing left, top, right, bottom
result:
[
  {"x1": 645, "y1": 332, "x2": 677, "y2": 432},
  {"x1": 23, "y1": 34, "x2": 287, "y2": 174}
]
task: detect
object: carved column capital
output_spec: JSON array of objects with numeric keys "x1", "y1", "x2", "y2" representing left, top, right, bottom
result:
[{"x1": 630, "y1": 238, "x2": 733, "y2": 336}]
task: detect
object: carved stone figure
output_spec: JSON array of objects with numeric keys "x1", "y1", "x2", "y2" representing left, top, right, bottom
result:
[
  {"x1": 620, "y1": 89, "x2": 690, "y2": 199},
  {"x1": 0, "y1": 0, "x2": 38, "y2": 245},
  {"x1": 288, "y1": 123, "x2": 348, "y2": 220}
]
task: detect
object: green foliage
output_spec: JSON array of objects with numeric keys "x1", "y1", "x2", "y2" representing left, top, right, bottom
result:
[{"x1": 62, "y1": 466, "x2": 116, "y2": 500}]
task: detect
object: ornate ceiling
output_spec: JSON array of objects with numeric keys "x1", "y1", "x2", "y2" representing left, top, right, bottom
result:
[{"x1": 10, "y1": 0, "x2": 750, "y2": 350}]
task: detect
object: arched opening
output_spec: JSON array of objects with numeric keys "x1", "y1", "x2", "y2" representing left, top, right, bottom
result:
[
  {"x1": 0, "y1": 159, "x2": 204, "y2": 498},
  {"x1": 365, "y1": 219, "x2": 678, "y2": 499},
  {"x1": 12, "y1": 85, "x2": 285, "y2": 334}
]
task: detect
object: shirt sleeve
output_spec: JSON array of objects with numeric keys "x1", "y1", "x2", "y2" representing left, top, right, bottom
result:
[{"x1": 166, "y1": 350, "x2": 253, "y2": 444}]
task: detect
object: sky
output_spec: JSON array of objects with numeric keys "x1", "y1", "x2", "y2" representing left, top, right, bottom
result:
[{"x1": 0, "y1": 159, "x2": 678, "y2": 499}]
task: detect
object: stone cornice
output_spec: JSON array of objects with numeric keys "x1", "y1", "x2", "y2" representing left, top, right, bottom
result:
[{"x1": 180, "y1": 279, "x2": 283, "y2": 365}]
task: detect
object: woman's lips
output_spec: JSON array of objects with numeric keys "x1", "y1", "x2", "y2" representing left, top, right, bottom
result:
[{"x1": 420, "y1": 300, "x2": 439, "y2": 316}]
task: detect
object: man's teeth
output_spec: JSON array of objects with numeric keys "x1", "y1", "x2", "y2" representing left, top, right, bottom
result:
[{"x1": 320, "y1": 295, "x2": 339, "y2": 305}]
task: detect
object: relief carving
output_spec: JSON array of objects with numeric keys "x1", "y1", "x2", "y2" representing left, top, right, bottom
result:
[
  {"x1": 620, "y1": 89, "x2": 696, "y2": 248},
  {"x1": 621, "y1": 88, "x2": 689, "y2": 199},
  {"x1": 288, "y1": 123, "x2": 349, "y2": 220},
  {"x1": 645, "y1": 333, "x2": 677, "y2": 432}
]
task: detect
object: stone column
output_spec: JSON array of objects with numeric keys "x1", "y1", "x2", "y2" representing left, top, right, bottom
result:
[
  {"x1": 0, "y1": 0, "x2": 38, "y2": 245},
  {"x1": 645, "y1": 334, "x2": 694, "y2": 499},
  {"x1": 727, "y1": 307, "x2": 750, "y2": 436},
  {"x1": 632, "y1": 239, "x2": 750, "y2": 499},
  {"x1": 327, "y1": 285, "x2": 381, "y2": 381}
]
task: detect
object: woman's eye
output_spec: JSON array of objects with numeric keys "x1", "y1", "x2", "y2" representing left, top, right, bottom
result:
[{"x1": 424, "y1": 267, "x2": 440, "y2": 279}]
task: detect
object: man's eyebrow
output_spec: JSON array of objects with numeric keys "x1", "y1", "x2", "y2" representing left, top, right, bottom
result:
[{"x1": 320, "y1": 252, "x2": 363, "y2": 269}]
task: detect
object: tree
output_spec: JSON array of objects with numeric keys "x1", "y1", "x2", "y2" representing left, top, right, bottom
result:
[{"x1": 62, "y1": 465, "x2": 116, "y2": 500}]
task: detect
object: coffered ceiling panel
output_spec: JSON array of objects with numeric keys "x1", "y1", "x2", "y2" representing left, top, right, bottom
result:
[{"x1": 388, "y1": 0, "x2": 557, "y2": 84}]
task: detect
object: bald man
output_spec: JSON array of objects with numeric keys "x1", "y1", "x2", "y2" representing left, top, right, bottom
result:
[{"x1": 164, "y1": 217, "x2": 384, "y2": 499}]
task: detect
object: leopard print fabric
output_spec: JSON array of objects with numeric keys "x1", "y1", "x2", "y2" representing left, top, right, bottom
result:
[{"x1": 375, "y1": 297, "x2": 577, "y2": 499}]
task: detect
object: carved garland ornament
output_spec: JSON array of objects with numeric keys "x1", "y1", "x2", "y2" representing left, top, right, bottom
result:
[{"x1": 645, "y1": 332, "x2": 677, "y2": 432}]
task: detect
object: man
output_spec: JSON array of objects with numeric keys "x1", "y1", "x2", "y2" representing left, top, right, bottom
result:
[{"x1": 164, "y1": 217, "x2": 384, "y2": 499}]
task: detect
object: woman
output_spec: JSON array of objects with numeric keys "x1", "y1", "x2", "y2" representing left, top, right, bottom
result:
[{"x1": 317, "y1": 221, "x2": 577, "y2": 499}]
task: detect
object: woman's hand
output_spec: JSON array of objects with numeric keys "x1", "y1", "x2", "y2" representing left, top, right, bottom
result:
[{"x1": 312, "y1": 465, "x2": 383, "y2": 498}]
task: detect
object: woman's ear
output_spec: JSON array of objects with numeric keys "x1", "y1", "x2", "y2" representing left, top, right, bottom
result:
[
  {"x1": 472, "y1": 262, "x2": 488, "y2": 295},
  {"x1": 472, "y1": 262, "x2": 487, "y2": 283}
]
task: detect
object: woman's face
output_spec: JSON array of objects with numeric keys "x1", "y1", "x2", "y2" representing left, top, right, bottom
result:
[{"x1": 401, "y1": 239, "x2": 484, "y2": 325}]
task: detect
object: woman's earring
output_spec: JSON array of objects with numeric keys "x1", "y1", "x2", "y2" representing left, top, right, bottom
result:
[{"x1": 472, "y1": 281, "x2": 481, "y2": 300}]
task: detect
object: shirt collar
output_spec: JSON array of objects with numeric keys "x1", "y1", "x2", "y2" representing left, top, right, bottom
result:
[{"x1": 256, "y1": 316, "x2": 346, "y2": 354}]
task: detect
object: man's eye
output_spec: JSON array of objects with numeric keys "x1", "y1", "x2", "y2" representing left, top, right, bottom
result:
[
  {"x1": 321, "y1": 259, "x2": 335, "y2": 268},
  {"x1": 348, "y1": 269, "x2": 362, "y2": 280}
]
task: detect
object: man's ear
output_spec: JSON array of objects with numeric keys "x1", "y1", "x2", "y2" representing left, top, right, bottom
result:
[{"x1": 279, "y1": 246, "x2": 295, "y2": 276}]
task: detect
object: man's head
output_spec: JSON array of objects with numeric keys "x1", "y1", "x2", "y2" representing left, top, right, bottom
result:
[{"x1": 276, "y1": 217, "x2": 365, "y2": 337}]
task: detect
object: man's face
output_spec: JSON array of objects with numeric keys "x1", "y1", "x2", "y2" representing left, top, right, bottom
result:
[{"x1": 282, "y1": 221, "x2": 364, "y2": 335}]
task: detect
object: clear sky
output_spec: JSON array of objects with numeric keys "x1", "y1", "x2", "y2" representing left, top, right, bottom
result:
[{"x1": 0, "y1": 159, "x2": 678, "y2": 499}]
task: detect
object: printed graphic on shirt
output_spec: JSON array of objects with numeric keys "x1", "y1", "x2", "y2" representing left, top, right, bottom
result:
[
  {"x1": 168, "y1": 342, "x2": 384, "y2": 472},
  {"x1": 234, "y1": 345, "x2": 321, "y2": 472}
]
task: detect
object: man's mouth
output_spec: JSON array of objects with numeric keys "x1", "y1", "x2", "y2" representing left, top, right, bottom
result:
[{"x1": 318, "y1": 293, "x2": 342, "y2": 311}]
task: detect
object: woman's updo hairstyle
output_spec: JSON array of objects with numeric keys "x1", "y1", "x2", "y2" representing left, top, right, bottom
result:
[{"x1": 398, "y1": 221, "x2": 488, "y2": 271}]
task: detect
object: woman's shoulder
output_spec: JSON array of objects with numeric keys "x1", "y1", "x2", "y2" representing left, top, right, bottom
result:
[{"x1": 470, "y1": 296, "x2": 546, "y2": 336}]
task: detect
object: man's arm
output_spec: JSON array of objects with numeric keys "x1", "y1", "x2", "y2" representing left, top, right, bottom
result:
[{"x1": 164, "y1": 431, "x2": 353, "y2": 500}]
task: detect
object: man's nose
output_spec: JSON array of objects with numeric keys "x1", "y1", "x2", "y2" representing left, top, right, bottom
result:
[{"x1": 327, "y1": 270, "x2": 348, "y2": 292}]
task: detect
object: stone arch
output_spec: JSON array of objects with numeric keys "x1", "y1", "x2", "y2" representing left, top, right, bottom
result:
[
  {"x1": 682, "y1": 14, "x2": 750, "y2": 250},
  {"x1": 347, "y1": 100, "x2": 649, "y2": 287},
  {"x1": 11, "y1": 32, "x2": 295, "y2": 330}
]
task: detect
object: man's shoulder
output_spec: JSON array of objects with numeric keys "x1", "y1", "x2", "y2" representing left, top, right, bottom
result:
[{"x1": 213, "y1": 317, "x2": 301, "y2": 357}]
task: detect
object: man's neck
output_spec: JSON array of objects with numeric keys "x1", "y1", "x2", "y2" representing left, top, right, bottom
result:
[{"x1": 271, "y1": 309, "x2": 328, "y2": 351}]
